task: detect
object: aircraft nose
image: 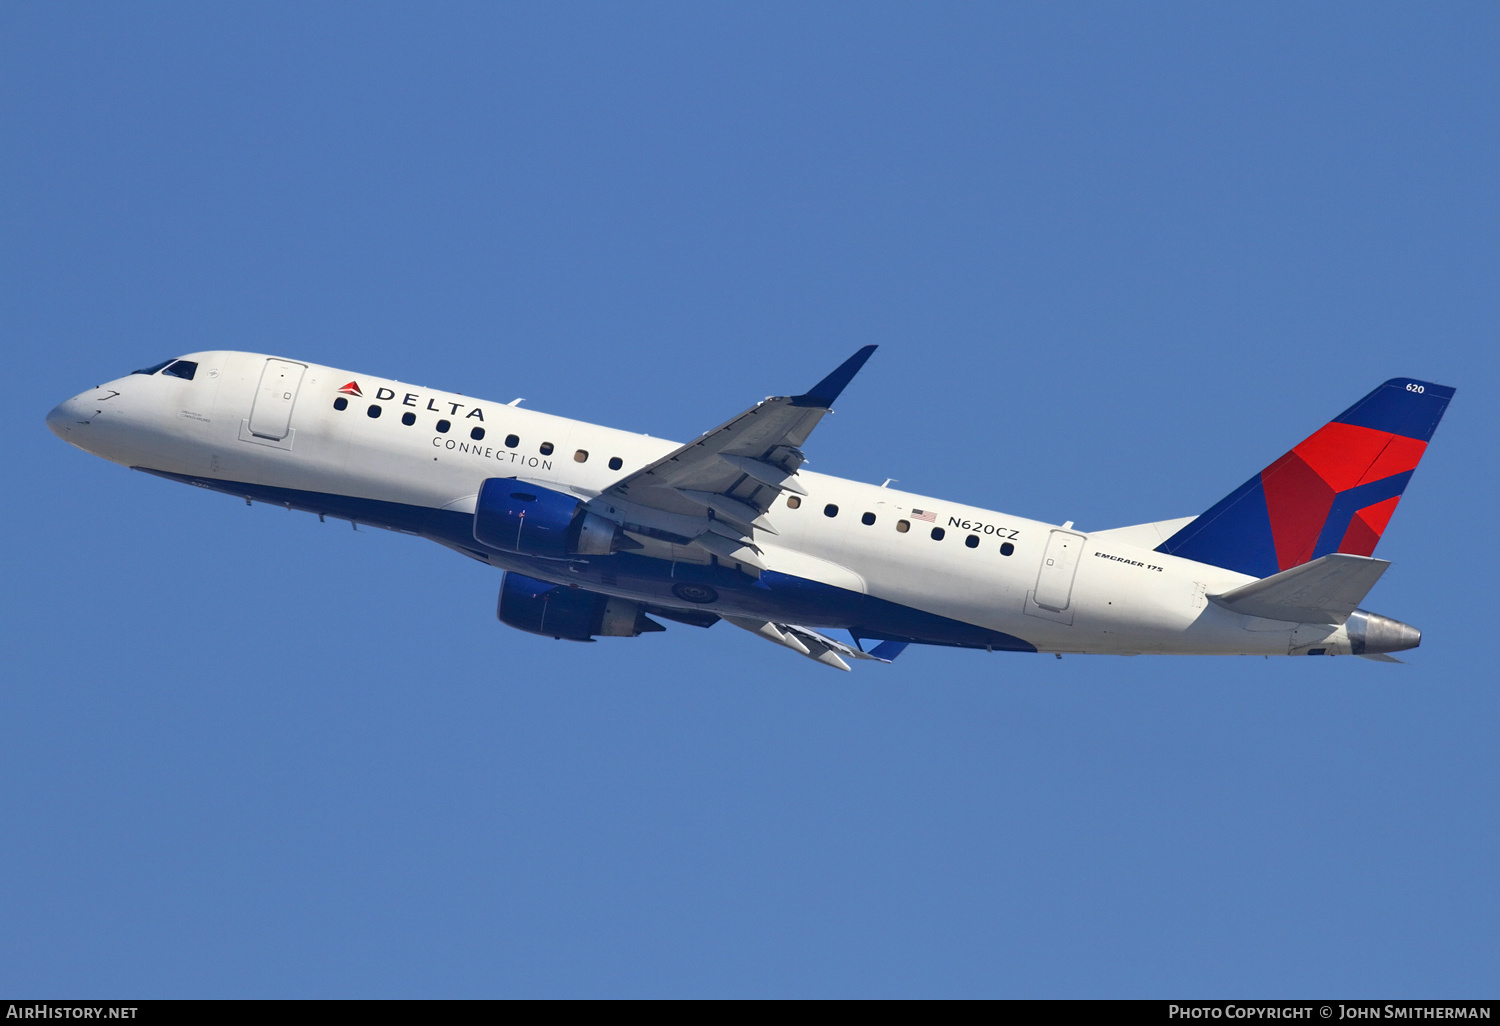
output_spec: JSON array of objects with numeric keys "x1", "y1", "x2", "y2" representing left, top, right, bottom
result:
[{"x1": 46, "y1": 397, "x2": 86, "y2": 440}]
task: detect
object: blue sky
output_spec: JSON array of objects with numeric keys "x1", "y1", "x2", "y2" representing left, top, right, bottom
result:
[{"x1": 2, "y1": 3, "x2": 1496, "y2": 997}]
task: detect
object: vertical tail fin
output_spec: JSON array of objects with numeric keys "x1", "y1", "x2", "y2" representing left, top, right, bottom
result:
[{"x1": 1156, "y1": 378, "x2": 1454, "y2": 578}]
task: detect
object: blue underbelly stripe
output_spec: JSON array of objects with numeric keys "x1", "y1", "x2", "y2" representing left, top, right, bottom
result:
[{"x1": 137, "y1": 468, "x2": 1038, "y2": 653}]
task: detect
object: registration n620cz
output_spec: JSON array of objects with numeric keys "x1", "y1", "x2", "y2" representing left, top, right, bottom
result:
[{"x1": 948, "y1": 517, "x2": 1019, "y2": 539}]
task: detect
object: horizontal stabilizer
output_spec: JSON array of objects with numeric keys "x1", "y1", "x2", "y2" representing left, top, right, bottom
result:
[{"x1": 1208, "y1": 552, "x2": 1390, "y2": 625}]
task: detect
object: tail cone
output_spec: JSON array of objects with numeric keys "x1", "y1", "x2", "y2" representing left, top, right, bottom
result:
[{"x1": 1347, "y1": 609, "x2": 1421, "y2": 655}]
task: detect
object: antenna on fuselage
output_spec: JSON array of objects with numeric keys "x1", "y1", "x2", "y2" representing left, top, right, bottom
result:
[{"x1": 507, "y1": 398, "x2": 524, "y2": 406}]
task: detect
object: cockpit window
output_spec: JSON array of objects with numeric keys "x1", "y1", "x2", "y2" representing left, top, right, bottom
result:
[
  {"x1": 132, "y1": 359, "x2": 175, "y2": 376},
  {"x1": 162, "y1": 360, "x2": 197, "y2": 380}
]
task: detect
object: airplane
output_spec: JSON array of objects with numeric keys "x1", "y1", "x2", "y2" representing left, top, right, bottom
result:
[{"x1": 46, "y1": 349, "x2": 1452, "y2": 670}]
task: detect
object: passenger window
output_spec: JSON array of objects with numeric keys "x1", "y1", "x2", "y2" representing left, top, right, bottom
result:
[
  {"x1": 861, "y1": 512, "x2": 876, "y2": 526},
  {"x1": 930, "y1": 527, "x2": 945, "y2": 541},
  {"x1": 608, "y1": 456, "x2": 623, "y2": 471},
  {"x1": 505, "y1": 434, "x2": 520, "y2": 448},
  {"x1": 401, "y1": 412, "x2": 416, "y2": 426},
  {"x1": 367, "y1": 404, "x2": 381, "y2": 418},
  {"x1": 1000, "y1": 542, "x2": 1015, "y2": 557},
  {"x1": 574, "y1": 450, "x2": 588, "y2": 463},
  {"x1": 333, "y1": 397, "x2": 348, "y2": 411},
  {"x1": 436, "y1": 419, "x2": 450, "y2": 433},
  {"x1": 965, "y1": 535, "x2": 979, "y2": 548},
  {"x1": 824, "y1": 504, "x2": 839, "y2": 518},
  {"x1": 471, "y1": 427, "x2": 485, "y2": 441},
  {"x1": 162, "y1": 360, "x2": 197, "y2": 380},
  {"x1": 896, "y1": 519, "x2": 910, "y2": 533},
  {"x1": 540, "y1": 442, "x2": 554, "y2": 456},
  {"x1": 131, "y1": 359, "x2": 174, "y2": 376},
  {"x1": 786, "y1": 496, "x2": 801, "y2": 510}
]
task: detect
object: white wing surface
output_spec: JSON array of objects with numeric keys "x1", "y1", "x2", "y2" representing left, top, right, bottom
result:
[{"x1": 598, "y1": 346, "x2": 877, "y2": 567}]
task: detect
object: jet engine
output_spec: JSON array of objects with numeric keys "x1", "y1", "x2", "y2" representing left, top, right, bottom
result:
[
  {"x1": 473, "y1": 477, "x2": 625, "y2": 559},
  {"x1": 497, "y1": 572, "x2": 665, "y2": 641}
]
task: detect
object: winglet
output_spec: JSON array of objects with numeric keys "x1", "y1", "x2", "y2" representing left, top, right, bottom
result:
[{"x1": 791, "y1": 345, "x2": 878, "y2": 408}]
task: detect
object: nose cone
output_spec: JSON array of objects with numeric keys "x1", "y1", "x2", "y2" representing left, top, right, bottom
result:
[{"x1": 46, "y1": 396, "x2": 88, "y2": 441}]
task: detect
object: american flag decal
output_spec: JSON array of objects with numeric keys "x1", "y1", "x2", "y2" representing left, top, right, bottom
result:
[{"x1": 911, "y1": 508, "x2": 936, "y2": 522}]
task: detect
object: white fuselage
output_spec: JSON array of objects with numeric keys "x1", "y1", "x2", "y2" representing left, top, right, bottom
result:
[{"x1": 47, "y1": 351, "x2": 1366, "y2": 657}]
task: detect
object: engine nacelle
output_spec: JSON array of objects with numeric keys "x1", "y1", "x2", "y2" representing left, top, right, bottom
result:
[
  {"x1": 473, "y1": 477, "x2": 622, "y2": 559},
  {"x1": 496, "y1": 572, "x2": 665, "y2": 641}
]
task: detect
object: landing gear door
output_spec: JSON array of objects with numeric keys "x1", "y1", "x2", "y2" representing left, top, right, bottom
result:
[
  {"x1": 1033, "y1": 529, "x2": 1086, "y2": 613},
  {"x1": 248, "y1": 359, "x2": 306, "y2": 441}
]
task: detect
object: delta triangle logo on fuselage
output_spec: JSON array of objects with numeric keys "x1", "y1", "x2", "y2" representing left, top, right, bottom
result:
[{"x1": 330, "y1": 379, "x2": 490, "y2": 423}]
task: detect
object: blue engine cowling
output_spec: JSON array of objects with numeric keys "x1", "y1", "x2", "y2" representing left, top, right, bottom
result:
[
  {"x1": 497, "y1": 572, "x2": 665, "y2": 641},
  {"x1": 473, "y1": 477, "x2": 621, "y2": 559}
]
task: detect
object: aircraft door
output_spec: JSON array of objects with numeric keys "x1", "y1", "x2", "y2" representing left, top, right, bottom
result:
[
  {"x1": 1033, "y1": 529, "x2": 1086, "y2": 612},
  {"x1": 247, "y1": 359, "x2": 306, "y2": 441}
]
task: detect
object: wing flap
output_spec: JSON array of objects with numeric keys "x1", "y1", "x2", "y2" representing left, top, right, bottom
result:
[
  {"x1": 723, "y1": 616, "x2": 901, "y2": 671},
  {"x1": 691, "y1": 530, "x2": 767, "y2": 570},
  {"x1": 718, "y1": 454, "x2": 809, "y2": 495},
  {"x1": 676, "y1": 489, "x2": 779, "y2": 535}
]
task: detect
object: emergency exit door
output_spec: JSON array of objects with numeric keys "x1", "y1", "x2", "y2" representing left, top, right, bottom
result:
[
  {"x1": 247, "y1": 359, "x2": 306, "y2": 441},
  {"x1": 1034, "y1": 529, "x2": 1086, "y2": 612}
]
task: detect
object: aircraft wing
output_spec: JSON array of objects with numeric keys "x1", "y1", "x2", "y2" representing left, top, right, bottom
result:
[
  {"x1": 597, "y1": 346, "x2": 876, "y2": 566},
  {"x1": 722, "y1": 615, "x2": 906, "y2": 671}
]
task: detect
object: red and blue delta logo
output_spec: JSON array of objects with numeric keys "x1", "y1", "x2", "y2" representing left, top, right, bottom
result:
[
  {"x1": 1156, "y1": 378, "x2": 1455, "y2": 579},
  {"x1": 336, "y1": 381, "x2": 363, "y2": 397}
]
